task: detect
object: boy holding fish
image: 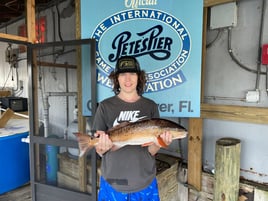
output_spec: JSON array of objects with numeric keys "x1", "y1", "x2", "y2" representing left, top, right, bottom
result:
[{"x1": 91, "y1": 56, "x2": 174, "y2": 200}]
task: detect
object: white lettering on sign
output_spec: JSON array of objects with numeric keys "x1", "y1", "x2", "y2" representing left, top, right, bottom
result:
[
  {"x1": 109, "y1": 10, "x2": 189, "y2": 41},
  {"x1": 146, "y1": 73, "x2": 183, "y2": 92},
  {"x1": 92, "y1": 8, "x2": 191, "y2": 92},
  {"x1": 125, "y1": 0, "x2": 158, "y2": 9}
]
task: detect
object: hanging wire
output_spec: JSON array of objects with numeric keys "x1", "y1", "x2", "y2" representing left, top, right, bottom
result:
[
  {"x1": 206, "y1": 28, "x2": 223, "y2": 49},
  {"x1": 56, "y1": 2, "x2": 64, "y2": 42},
  {"x1": 1, "y1": 66, "x2": 12, "y2": 90}
]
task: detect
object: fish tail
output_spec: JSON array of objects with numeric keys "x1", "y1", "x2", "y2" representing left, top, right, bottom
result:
[
  {"x1": 157, "y1": 136, "x2": 168, "y2": 148},
  {"x1": 74, "y1": 132, "x2": 95, "y2": 157}
]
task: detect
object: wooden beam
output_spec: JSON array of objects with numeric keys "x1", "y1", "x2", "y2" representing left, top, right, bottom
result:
[
  {"x1": 75, "y1": 0, "x2": 81, "y2": 40},
  {"x1": 0, "y1": 33, "x2": 28, "y2": 42},
  {"x1": 187, "y1": 118, "x2": 203, "y2": 191},
  {"x1": 75, "y1": 0, "x2": 87, "y2": 193},
  {"x1": 26, "y1": 0, "x2": 36, "y2": 43},
  {"x1": 0, "y1": 108, "x2": 14, "y2": 128},
  {"x1": 187, "y1": 7, "x2": 208, "y2": 192},
  {"x1": 201, "y1": 103, "x2": 268, "y2": 124},
  {"x1": 0, "y1": 0, "x2": 36, "y2": 43},
  {"x1": 0, "y1": 90, "x2": 11, "y2": 97},
  {"x1": 37, "y1": 61, "x2": 77, "y2": 69},
  {"x1": 204, "y1": 0, "x2": 237, "y2": 7}
]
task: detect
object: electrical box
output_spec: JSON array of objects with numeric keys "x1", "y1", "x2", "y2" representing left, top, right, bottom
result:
[
  {"x1": 262, "y1": 44, "x2": 268, "y2": 65},
  {"x1": 0, "y1": 97, "x2": 28, "y2": 112},
  {"x1": 246, "y1": 90, "x2": 260, "y2": 103},
  {"x1": 210, "y1": 2, "x2": 237, "y2": 29}
]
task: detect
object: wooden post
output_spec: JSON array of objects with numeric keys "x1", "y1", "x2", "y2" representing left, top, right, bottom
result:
[
  {"x1": 26, "y1": 0, "x2": 36, "y2": 43},
  {"x1": 187, "y1": 6, "x2": 207, "y2": 192},
  {"x1": 214, "y1": 138, "x2": 241, "y2": 201},
  {"x1": 188, "y1": 118, "x2": 203, "y2": 191},
  {"x1": 75, "y1": 0, "x2": 88, "y2": 193}
]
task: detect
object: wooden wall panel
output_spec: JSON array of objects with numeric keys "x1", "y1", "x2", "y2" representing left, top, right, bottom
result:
[{"x1": 201, "y1": 103, "x2": 268, "y2": 125}]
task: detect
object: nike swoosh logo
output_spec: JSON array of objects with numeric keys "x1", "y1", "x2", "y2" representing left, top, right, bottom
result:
[
  {"x1": 113, "y1": 116, "x2": 147, "y2": 127},
  {"x1": 129, "y1": 116, "x2": 147, "y2": 122}
]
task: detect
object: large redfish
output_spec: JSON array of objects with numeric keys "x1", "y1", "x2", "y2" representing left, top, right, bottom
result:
[{"x1": 74, "y1": 118, "x2": 187, "y2": 157}]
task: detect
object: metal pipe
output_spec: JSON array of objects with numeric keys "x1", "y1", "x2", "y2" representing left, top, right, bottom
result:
[
  {"x1": 227, "y1": 28, "x2": 265, "y2": 75},
  {"x1": 204, "y1": 95, "x2": 246, "y2": 102},
  {"x1": 256, "y1": 0, "x2": 266, "y2": 91},
  {"x1": 45, "y1": 92, "x2": 77, "y2": 96},
  {"x1": 43, "y1": 95, "x2": 49, "y2": 138}
]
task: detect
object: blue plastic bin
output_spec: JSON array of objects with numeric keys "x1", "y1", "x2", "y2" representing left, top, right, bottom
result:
[{"x1": 0, "y1": 132, "x2": 30, "y2": 194}]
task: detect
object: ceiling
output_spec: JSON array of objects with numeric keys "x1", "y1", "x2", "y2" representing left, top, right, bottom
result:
[{"x1": 0, "y1": 0, "x2": 68, "y2": 28}]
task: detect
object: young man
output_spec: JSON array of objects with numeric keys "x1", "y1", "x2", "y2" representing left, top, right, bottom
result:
[{"x1": 93, "y1": 56, "x2": 172, "y2": 201}]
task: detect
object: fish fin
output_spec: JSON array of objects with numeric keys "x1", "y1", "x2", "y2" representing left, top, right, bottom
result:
[
  {"x1": 141, "y1": 142, "x2": 154, "y2": 147},
  {"x1": 157, "y1": 136, "x2": 168, "y2": 148},
  {"x1": 107, "y1": 121, "x2": 131, "y2": 133},
  {"x1": 74, "y1": 132, "x2": 95, "y2": 157}
]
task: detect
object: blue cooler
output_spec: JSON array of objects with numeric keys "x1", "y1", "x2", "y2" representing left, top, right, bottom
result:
[{"x1": 0, "y1": 131, "x2": 30, "y2": 194}]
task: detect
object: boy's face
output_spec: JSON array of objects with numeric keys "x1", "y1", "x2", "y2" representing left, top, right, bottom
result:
[{"x1": 117, "y1": 72, "x2": 138, "y2": 94}]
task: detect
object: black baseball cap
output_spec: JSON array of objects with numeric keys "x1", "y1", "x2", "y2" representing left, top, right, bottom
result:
[{"x1": 115, "y1": 56, "x2": 141, "y2": 74}]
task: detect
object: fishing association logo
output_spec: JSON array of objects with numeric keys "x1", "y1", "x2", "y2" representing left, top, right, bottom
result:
[{"x1": 92, "y1": 8, "x2": 191, "y2": 93}]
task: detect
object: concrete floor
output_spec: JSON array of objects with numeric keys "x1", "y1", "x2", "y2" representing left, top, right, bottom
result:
[{"x1": 0, "y1": 183, "x2": 31, "y2": 201}]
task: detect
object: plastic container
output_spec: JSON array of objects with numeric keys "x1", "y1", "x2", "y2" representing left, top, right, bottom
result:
[
  {"x1": 46, "y1": 135, "x2": 59, "y2": 185},
  {"x1": 0, "y1": 132, "x2": 30, "y2": 194}
]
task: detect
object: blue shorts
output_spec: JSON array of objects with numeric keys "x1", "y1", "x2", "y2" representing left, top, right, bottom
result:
[{"x1": 98, "y1": 176, "x2": 160, "y2": 201}]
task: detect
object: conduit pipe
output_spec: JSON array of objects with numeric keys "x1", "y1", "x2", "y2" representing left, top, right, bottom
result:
[
  {"x1": 227, "y1": 28, "x2": 265, "y2": 75},
  {"x1": 227, "y1": 0, "x2": 267, "y2": 91},
  {"x1": 46, "y1": 92, "x2": 77, "y2": 97},
  {"x1": 43, "y1": 95, "x2": 49, "y2": 138},
  {"x1": 256, "y1": 0, "x2": 266, "y2": 91},
  {"x1": 204, "y1": 95, "x2": 246, "y2": 102}
]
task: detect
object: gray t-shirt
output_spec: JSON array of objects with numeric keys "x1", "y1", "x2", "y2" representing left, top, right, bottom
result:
[{"x1": 92, "y1": 96, "x2": 159, "y2": 192}]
